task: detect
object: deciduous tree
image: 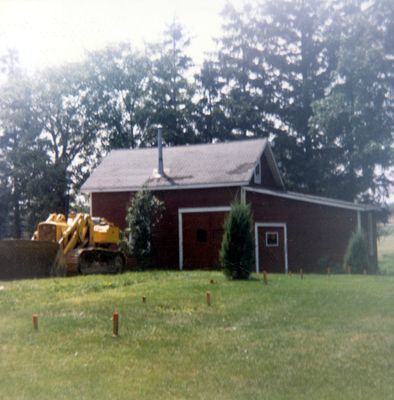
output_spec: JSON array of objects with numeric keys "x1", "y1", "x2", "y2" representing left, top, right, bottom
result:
[
  {"x1": 86, "y1": 43, "x2": 152, "y2": 149},
  {"x1": 309, "y1": 0, "x2": 394, "y2": 202}
]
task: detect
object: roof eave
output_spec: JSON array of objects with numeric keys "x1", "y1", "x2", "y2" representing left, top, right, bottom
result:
[
  {"x1": 244, "y1": 186, "x2": 379, "y2": 212},
  {"x1": 81, "y1": 180, "x2": 249, "y2": 194}
]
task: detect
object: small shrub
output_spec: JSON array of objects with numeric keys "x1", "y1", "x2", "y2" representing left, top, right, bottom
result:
[
  {"x1": 219, "y1": 202, "x2": 254, "y2": 280},
  {"x1": 343, "y1": 231, "x2": 370, "y2": 274}
]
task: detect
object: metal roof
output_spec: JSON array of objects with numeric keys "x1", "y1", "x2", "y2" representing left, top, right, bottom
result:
[{"x1": 81, "y1": 138, "x2": 268, "y2": 193}]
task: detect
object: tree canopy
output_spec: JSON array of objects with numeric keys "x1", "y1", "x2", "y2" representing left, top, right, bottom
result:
[{"x1": 0, "y1": 3, "x2": 393, "y2": 238}]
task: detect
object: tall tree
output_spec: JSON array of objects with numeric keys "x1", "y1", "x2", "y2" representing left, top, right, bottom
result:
[
  {"x1": 194, "y1": 59, "x2": 228, "y2": 142},
  {"x1": 0, "y1": 170, "x2": 11, "y2": 238},
  {"x1": 252, "y1": 0, "x2": 341, "y2": 193},
  {"x1": 145, "y1": 19, "x2": 196, "y2": 145},
  {"x1": 0, "y1": 53, "x2": 53, "y2": 237},
  {"x1": 309, "y1": 0, "x2": 394, "y2": 202},
  {"x1": 217, "y1": 3, "x2": 277, "y2": 139},
  {"x1": 33, "y1": 62, "x2": 103, "y2": 214},
  {"x1": 86, "y1": 43, "x2": 152, "y2": 149}
]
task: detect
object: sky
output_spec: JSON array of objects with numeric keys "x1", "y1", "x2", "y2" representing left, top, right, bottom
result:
[{"x1": 0, "y1": 0, "x2": 247, "y2": 72}]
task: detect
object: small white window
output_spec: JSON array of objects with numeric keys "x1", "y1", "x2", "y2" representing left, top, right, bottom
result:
[
  {"x1": 266, "y1": 232, "x2": 279, "y2": 247},
  {"x1": 254, "y1": 161, "x2": 261, "y2": 184}
]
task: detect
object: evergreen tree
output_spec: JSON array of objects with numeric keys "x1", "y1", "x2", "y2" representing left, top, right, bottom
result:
[
  {"x1": 145, "y1": 19, "x2": 196, "y2": 145},
  {"x1": 194, "y1": 59, "x2": 228, "y2": 142},
  {"x1": 217, "y1": 3, "x2": 277, "y2": 139},
  {"x1": 220, "y1": 202, "x2": 254, "y2": 280},
  {"x1": 252, "y1": 0, "x2": 341, "y2": 193}
]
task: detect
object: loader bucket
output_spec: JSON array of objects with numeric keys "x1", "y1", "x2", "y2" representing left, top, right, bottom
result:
[{"x1": 0, "y1": 240, "x2": 67, "y2": 280}]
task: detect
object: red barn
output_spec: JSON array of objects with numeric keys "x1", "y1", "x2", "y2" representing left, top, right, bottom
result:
[{"x1": 81, "y1": 139, "x2": 378, "y2": 273}]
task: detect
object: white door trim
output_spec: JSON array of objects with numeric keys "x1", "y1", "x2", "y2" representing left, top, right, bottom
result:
[
  {"x1": 255, "y1": 222, "x2": 288, "y2": 274},
  {"x1": 178, "y1": 206, "x2": 231, "y2": 270}
]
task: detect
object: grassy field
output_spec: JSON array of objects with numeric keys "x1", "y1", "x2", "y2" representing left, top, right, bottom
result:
[
  {"x1": 378, "y1": 224, "x2": 394, "y2": 274},
  {"x1": 1, "y1": 272, "x2": 394, "y2": 399}
]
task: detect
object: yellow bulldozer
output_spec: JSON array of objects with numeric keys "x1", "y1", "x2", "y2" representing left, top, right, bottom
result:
[{"x1": 0, "y1": 213, "x2": 125, "y2": 280}]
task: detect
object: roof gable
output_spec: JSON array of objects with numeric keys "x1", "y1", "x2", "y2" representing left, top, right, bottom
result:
[
  {"x1": 81, "y1": 138, "x2": 285, "y2": 193},
  {"x1": 247, "y1": 144, "x2": 285, "y2": 190}
]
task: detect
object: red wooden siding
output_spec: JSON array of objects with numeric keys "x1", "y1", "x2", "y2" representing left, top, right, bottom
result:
[
  {"x1": 245, "y1": 191, "x2": 376, "y2": 272},
  {"x1": 257, "y1": 225, "x2": 286, "y2": 273},
  {"x1": 91, "y1": 192, "x2": 131, "y2": 229},
  {"x1": 92, "y1": 187, "x2": 239, "y2": 269},
  {"x1": 91, "y1": 186, "x2": 377, "y2": 272},
  {"x1": 182, "y1": 211, "x2": 228, "y2": 269}
]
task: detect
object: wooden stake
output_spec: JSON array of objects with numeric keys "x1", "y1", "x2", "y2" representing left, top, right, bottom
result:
[
  {"x1": 300, "y1": 268, "x2": 304, "y2": 279},
  {"x1": 32, "y1": 314, "x2": 38, "y2": 331},
  {"x1": 263, "y1": 270, "x2": 268, "y2": 285},
  {"x1": 112, "y1": 312, "x2": 119, "y2": 336},
  {"x1": 206, "y1": 291, "x2": 211, "y2": 306}
]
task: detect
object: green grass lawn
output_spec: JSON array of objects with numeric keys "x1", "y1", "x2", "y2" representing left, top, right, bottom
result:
[
  {"x1": 378, "y1": 224, "x2": 394, "y2": 274},
  {"x1": 1, "y1": 272, "x2": 394, "y2": 399}
]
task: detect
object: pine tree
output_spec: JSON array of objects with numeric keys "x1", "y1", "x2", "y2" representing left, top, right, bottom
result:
[
  {"x1": 217, "y1": 3, "x2": 277, "y2": 139},
  {"x1": 252, "y1": 0, "x2": 341, "y2": 193},
  {"x1": 220, "y1": 202, "x2": 255, "y2": 280},
  {"x1": 145, "y1": 19, "x2": 196, "y2": 145},
  {"x1": 194, "y1": 59, "x2": 228, "y2": 142}
]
